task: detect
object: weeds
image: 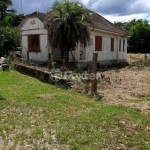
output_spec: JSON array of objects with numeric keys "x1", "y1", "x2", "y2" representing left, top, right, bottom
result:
[{"x1": 1, "y1": 62, "x2": 150, "y2": 149}]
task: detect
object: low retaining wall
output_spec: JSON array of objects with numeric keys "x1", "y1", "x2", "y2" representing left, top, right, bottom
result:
[
  {"x1": 14, "y1": 63, "x2": 71, "y2": 88},
  {"x1": 70, "y1": 59, "x2": 128, "y2": 69}
]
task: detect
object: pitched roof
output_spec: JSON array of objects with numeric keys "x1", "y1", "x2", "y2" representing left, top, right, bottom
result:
[
  {"x1": 26, "y1": 11, "x2": 46, "y2": 22},
  {"x1": 18, "y1": 11, "x2": 127, "y2": 36},
  {"x1": 89, "y1": 11, "x2": 128, "y2": 36},
  {"x1": 18, "y1": 11, "x2": 46, "y2": 29}
]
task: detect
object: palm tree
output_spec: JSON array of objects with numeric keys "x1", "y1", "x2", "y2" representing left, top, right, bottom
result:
[
  {"x1": 46, "y1": 0, "x2": 90, "y2": 66},
  {"x1": 0, "y1": 0, "x2": 15, "y2": 19}
]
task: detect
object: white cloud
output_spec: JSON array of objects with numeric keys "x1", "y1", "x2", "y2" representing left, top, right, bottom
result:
[
  {"x1": 91, "y1": 0, "x2": 102, "y2": 9},
  {"x1": 88, "y1": 0, "x2": 150, "y2": 16},
  {"x1": 81, "y1": 0, "x2": 89, "y2": 5},
  {"x1": 30, "y1": 3, "x2": 41, "y2": 9},
  {"x1": 12, "y1": 0, "x2": 150, "y2": 23},
  {"x1": 103, "y1": 13, "x2": 149, "y2": 23}
]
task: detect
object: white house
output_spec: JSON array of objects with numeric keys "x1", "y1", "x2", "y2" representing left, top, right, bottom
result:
[{"x1": 18, "y1": 11, "x2": 128, "y2": 68}]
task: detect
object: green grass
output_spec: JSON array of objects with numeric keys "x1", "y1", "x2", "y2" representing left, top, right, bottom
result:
[{"x1": 0, "y1": 69, "x2": 150, "y2": 149}]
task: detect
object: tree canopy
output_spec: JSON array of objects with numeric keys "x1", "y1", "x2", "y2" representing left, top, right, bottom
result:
[
  {"x1": 47, "y1": 0, "x2": 90, "y2": 64},
  {"x1": 0, "y1": 0, "x2": 15, "y2": 19},
  {"x1": 115, "y1": 19, "x2": 150, "y2": 53},
  {"x1": 128, "y1": 20, "x2": 150, "y2": 53},
  {"x1": 0, "y1": 0, "x2": 24, "y2": 56},
  {"x1": 1, "y1": 13, "x2": 25, "y2": 27},
  {"x1": 1, "y1": 27, "x2": 21, "y2": 51}
]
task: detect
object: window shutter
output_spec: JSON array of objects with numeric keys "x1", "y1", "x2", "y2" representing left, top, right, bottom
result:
[
  {"x1": 111, "y1": 38, "x2": 114, "y2": 51},
  {"x1": 123, "y1": 40, "x2": 125, "y2": 52},
  {"x1": 28, "y1": 35, "x2": 40, "y2": 52},
  {"x1": 95, "y1": 36, "x2": 98, "y2": 50},
  {"x1": 95, "y1": 36, "x2": 102, "y2": 51},
  {"x1": 119, "y1": 40, "x2": 121, "y2": 52},
  {"x1": 37, "y1": 35, "x2": 40, "y2": 51},
  {"x1": 28, "y1": 35, "x2": 32, "y2": 51}
]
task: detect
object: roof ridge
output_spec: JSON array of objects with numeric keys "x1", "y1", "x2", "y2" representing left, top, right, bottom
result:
[
  {"x1": 97, "y1": 13, "x2": 128, "y2": 34},
  {"x1": 90, "y1": 10, "x2": 128, "y2": 36},
  {"x1": 18, "y1": 10, "x2": 128, "y2": 36}
]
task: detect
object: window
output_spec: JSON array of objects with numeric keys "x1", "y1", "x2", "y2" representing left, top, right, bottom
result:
[
  {"x1": 111, "y1": 38, "x2": 114, "y2": 51},
  {"x1": 28, "y1": 35, "x2": 40, "y2": 52},
  {"x1": 123, "y1": 40, "x2": 125, "y2": 52},
  {"x1": 119, "y1": 39, "x2": 121, "y2": 52},
  {"x1": 95, "y1": 36, "x2": 102, "y2": 51}
]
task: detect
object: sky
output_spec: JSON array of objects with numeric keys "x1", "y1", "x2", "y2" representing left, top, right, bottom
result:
[{"x1": 11, "y1": 0, "x2": 150, "y2": 23}]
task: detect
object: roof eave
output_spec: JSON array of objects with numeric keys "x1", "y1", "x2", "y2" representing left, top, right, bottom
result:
[
  {"x1": 17, "y1": 12, "x2": 46, "y2": 31},
  {"x1": 89, "y1": 27, "x2": 128, "y2": 37}
]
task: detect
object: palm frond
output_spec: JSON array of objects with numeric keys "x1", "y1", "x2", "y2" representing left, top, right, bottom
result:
[{"x1": 47, "y1": 0, "x2": 90, "y2": 53}]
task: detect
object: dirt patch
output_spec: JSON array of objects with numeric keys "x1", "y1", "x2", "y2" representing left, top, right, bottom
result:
[
  {"x1": 97, "y1": 54, "x2": 150, "y2": 116},
  {"x1": 13, "y1": 54, "x2": 150, "y2": 115}
]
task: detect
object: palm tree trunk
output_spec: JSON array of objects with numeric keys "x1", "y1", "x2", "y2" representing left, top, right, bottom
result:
[
  {"x1": 63, "y1": 50, "x2": 69, "y2": 67},
  {"x1": 62, "y1": 46, "x2": 69, "y2": 67},
  {"x1": 47, "y1": 28, "x2": 52, "y2": 69},
  {"x1": 0, "y1": 28, "x2": 1, "y2": 55},
  {"x1": 65, "y1": 50, "x2": 69, "y2": 65}
]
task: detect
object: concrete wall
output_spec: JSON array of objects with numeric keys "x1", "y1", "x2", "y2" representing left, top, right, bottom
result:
[
  {"x1": 21, "y1": 17, "x2": 48, "y2": 62},
  {"x1": 20, "y1": 16, "x2": 127, "y2": 66},
  {"x1": 73, "y1": 30, "x2": 127, "y2": 65},
  {"x1": 21, "y1": 17, "x2": 45, "y2": 31},
  {"x1": 118, "y1": 38, "x2": 127, "y2": 60}
]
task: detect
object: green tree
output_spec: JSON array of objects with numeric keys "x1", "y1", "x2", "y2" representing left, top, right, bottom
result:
[
  {"x1": 47, "y1": 0, "x2": 90, "y2": 65},
  {"x1": 1, "y1": 15, "x2": 11, "y2": 27},
  {"x1": 114, "y1": 19, "x2": 143, "y2": 34},
  {"x1": 9, "y1": 13, "x2": 25, "y2": 27},
  {"x1": 0, "y1": 0, "x2": 15, "y2": 19},
  {"x1": 1, "y1": 27, "x2": 21, "y2": 55},
  {"x1": 0, "y1": 0, "x2": 15, "y2": 53},
  {"x1": 1, "y1": 13, "x2": 25, "y2": 28},
  {"x1": 115, "y1": 19, "x2": 150, "y2": 53},
  {"x1": 128, "y1": 20, "x2": 150, "y2": 53}
]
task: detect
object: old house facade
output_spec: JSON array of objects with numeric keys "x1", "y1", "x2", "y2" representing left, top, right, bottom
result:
[{"x1": 18, "y1": 11, "x2": 128, "y2": 68}]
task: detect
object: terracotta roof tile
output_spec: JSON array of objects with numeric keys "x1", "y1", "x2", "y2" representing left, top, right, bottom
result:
[
  {"x1": 19, "y1": 11, "x2": 128, "y2": 36},
  {"x1": 89, "y1": 11, "x2": 128, "y2": 36},
  {"x1": 26, "y1": 11, "x2": 46, "y2": 22}
]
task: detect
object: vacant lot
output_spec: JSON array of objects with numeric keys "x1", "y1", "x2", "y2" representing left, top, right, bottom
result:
[
  {"x1": 97, "y1": 54, "x2": 150, "y2": 115},
  {"x1": 0, "y1": 54, "x2": 150, "y2": 149}
]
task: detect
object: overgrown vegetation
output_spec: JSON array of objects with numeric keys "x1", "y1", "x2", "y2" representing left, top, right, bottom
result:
[
  {"x1": 0, "y1": 0, "x2": 24, "y2": 56},
  {"x1": 115, "y1": 19, "x2": 150, "y2": 53},
  {"x1": 1, "y1": 27, "x2": 21, "y2": 52},
  {"x1": 0, "y1": 67, "x2": 150, "y2": 149}
]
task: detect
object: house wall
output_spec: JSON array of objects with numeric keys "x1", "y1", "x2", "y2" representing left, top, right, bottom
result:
[
  {"x1": 20, "y1": 16, "x2": 127, "y2": 67},
  {"x1": 73, "y1": 30, "x2": 127, "y2": 68},
  {"x1": 21, "y1": 17, "x2": 48, "y2": 62},
  {"x1": 118, "y1": 38, "x2": 127, "y2": 60}
]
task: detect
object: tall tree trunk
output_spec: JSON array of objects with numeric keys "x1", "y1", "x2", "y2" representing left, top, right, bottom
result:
[
  {"x1": 63, "y1": 50, "x2": 69, "y2": 67},
  {"x1": 0, "y1": 30, "x2": 1, "y2": 56},
  {"x1": 27, "y1": 51, "x2": 29, "y2": 63},
  {"x1": 91, "y1": 53, "x2": 98, "y2": 94},
  {"x1": 47, "y1": 27, "x2": 52, "y2": 69},
  {"x1": 48, "y1": 52, "x2": 52, "y2": 69}
]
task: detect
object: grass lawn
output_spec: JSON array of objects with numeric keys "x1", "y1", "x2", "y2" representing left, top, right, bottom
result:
[{"x1": 0, "y1": 68, "x2": 150, "y2": 149}]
